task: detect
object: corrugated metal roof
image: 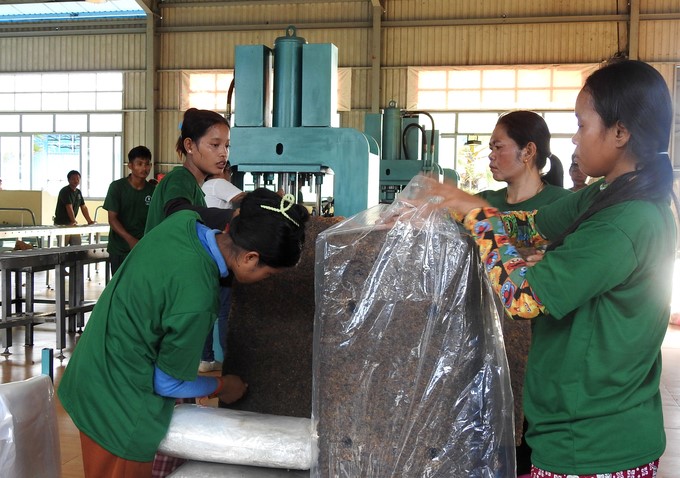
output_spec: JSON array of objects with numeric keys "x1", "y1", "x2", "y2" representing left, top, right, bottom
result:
[{"x1": 0, "y1": 0, "x2": 145, "y2": 23}]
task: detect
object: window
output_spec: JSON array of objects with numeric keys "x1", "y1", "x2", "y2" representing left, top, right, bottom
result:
[
  {"x1": 408, "y1": 65, "x2": 598, "y2": 192},
  {"x1": 0, "y1": 72, "x2": 123, "y2": 197},
  {"x1": 181, "y1": 71, "x2": 234, "y2": 112},
  {"x1": 673, "y1": 66, "x2": 680, "y2": 169},
  {"x1": 410, "y1": 65, "x2": 597, "y2": 111},
  {"x1": 425, "y1": 111, "x2": 581, "y2": 193}
]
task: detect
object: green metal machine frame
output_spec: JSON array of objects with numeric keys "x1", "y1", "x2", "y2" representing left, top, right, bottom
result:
[{"x1": 229, "y1": 26, "x2": 379, "y2": 218}]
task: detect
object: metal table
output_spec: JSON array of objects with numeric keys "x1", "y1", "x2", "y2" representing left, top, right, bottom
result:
[
  {"x1": 0, "y1": 224, "x2": 109, "y2": 248},
  {"x1": 0, "y1": 223, "x2": 109, "y2": 286},
  {"x1": 0, "y1": 244, "x2": 109, "y2": 359}
]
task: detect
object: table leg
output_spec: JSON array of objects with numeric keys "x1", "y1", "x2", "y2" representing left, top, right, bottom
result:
[
  {"x1": 13, "y1": 270, "x2": 23, "y2": 316},
  {"x1": 1, "y1": 267, "x2": 13, "y2": 355},
  {"x1": 46, "y1": 235, "x2": 53, "y2": 289},
  {"x1": 75, "y1": 259, "x2": 85, "y2": 333},
  {"x1": 24, "y1": 271, "x2": 35, "y2": 346},
  {"x1": 68, "y1": 261, "x2": 78, "y2": 334},
  {"x1": 55, "y1": 264, "x2": 67, "y2": 359}
]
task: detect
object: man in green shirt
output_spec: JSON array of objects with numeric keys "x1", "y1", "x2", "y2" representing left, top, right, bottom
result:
[
  {"x1": 103, "y1": 146, "x2": 154, "y2": 274},
  {"x1": 53, "y1": 170, "x2": 94, "y2": 246},
  {"x1": 103, "y1": 146, "x2": 156, "y2": 275}
]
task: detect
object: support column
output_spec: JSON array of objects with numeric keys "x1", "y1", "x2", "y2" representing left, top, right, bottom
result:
[{"x1": 371, "y1": 1, "x2": 384, "y2": 113}]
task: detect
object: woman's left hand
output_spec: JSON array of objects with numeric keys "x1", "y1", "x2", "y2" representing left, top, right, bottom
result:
[
  {"x1": 217, "y1": 374, "x2": 248, "y2": 404},
  {"x1": 415, "y1": 176, "x2": 489, "y2": 216},
  {"x1": 524, "y1": 250, "x2": 545, "y2": 267}
]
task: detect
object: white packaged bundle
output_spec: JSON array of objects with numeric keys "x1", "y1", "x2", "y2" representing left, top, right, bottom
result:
[
  {"x1": 158, "y1": 405, "x2": 313, "y2": 469},
  {"x1": 168, "y1": 461, "x2": 309, "y2": 477}
]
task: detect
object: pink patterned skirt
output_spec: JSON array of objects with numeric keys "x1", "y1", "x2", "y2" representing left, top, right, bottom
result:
[{"x1": 531, "y1": 460, "x2": 659, "y2": 478}]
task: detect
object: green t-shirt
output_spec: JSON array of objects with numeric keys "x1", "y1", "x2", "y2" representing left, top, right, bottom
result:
[
  {"x1": 145, "y1": 166, "x2": 206, "y2": 234},
  {"x1": 103, "y1": 176, "x2": 156, "y2": 255},
  {"x1": 478, "y1": 184, "x2": 572, "y2": 211},
  {"x1": 522, "y1": 181, "x2": 675, "y2": 473},
  {"x1": 54, "y1": 185, "x2": 85, "y2": 225},
  {"x1": 58, "y1": 210, "x2": 220, "y2": 461}
]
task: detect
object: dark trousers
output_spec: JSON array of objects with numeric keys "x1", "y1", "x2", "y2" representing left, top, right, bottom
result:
[{"x1": 109, "y1": 254, "x2": 127, "y2": 277}]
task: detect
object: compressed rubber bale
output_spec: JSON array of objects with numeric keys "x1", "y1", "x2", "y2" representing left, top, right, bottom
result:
[
  {"x1": 222, "y1": 216, "x2": 343, "y2": 417},
  {"x1": 312, "y1": 208, "x2": 515, "y2": 476},
  {"x1": 158, "y1": 405, "x2": 313, "y2": 469},
  {"x1": 500, "y1": 308, "x2": 531, "y2": 445}
]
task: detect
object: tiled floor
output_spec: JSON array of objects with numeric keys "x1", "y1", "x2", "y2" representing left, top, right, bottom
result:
[{"x1": 0, "y1": 270, "x2": 679, "y2": 477}]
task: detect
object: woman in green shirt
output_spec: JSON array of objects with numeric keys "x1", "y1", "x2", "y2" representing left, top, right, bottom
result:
[
  {"x1": 421, "y1": 60, "x2": 677, "y2": 477},
  {"x1": 480, "y1": 110, "x2": 572, "y2": 475},
  {"x1": 59, "y1": 189, "x2": 309, "y2": 478},
  {"x1": 479, "y1": 110, "x2": 569, "y2": 212},
  {"x1": 145, "y1": 107, "x2": 234, "y2": 234}
]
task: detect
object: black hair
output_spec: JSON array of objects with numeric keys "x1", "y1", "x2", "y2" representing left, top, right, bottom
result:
[
  {"x1": 496, "y1": 110, "x2": 565, "y2": 188},
  {"x1": 543, "y1": 154, "x2": 564, "y2": 187},
  {"x1": 229, "y1": 188, "x2": 310, "y2": 268},
  {"x1": 547, "y1": 59, "x2": 676, "y2": 251},
  {"x1": 175, "y1": 108, "x2": 229, "y2": 156},
  {"x1": 128, "y1": 145, "x2": 152, "y2": 163},
  {"x1": 67, "y1": 170, "x2": 80, "y2": 180}
]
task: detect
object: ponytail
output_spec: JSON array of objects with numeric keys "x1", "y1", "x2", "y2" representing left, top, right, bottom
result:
[{"x1": 541, "y1": 154, "x2": 564, "y2": 188}]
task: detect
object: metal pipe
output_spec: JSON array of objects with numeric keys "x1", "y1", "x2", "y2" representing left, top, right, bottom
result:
[
  {"x1": 0, "y1": 208, "x2": 37, "y2": 227},
  {"x1": 401, "y1": 123, "x2": 426, "y2": 161},
  {"x1": 314, "y1": 174, "x2": 324, "y2": 214}
]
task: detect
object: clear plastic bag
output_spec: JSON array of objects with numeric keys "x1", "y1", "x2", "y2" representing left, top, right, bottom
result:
[
  {"x1": 0, "y1": 375, "x2": 61, "y2": 478},
  {"x1": 158, "y1": 405, "x2": 313, "y2": 470},
  {"x1": 168, "y1": 461, "x2": 309, "y2": 477},
  {"x1": 312, "y1": 176, "x2": 515, "y2": 477}
]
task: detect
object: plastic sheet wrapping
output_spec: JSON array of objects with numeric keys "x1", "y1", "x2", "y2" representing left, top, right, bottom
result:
[
  {"x1": 168, "y1": 461, "x2": 309, "y2": 477},
  {"x1": 311, "y1": 177, "x2": 516, "y2": 477},
  {"x1": 0, "y1": 375, "x2": 61, "y2": 478},
  {"x1": 158, "y1": 404, "x2": 313, "y2": 470}
]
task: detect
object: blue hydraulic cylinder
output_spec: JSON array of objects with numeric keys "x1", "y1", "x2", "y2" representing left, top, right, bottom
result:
[
  {"x1": 273, "y1": 25, "x2": 307, "y2": 127},
  {"x1": 302, "y1": 43, "x2": 338, "y2": 127},
  {"x1": 234, "y1": 45, "x2": 273, "y2": 127},
  {"x1": 382, "y1": 100, "x2": 402, "y2": 160}
]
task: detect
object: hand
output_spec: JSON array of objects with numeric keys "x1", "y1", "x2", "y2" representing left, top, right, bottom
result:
[
  {"x1": 217, "y1": 374, "x2": 247, "y2": 404},
  {"x1": 516, "y1": 247, "x2": 546, "y2": 267},
  {"x1": 411, "y1": 175, "x2": 489, "y2": 216},
  {"x1": 524, "y1": 250, "x2": 545, "y2": 267}
]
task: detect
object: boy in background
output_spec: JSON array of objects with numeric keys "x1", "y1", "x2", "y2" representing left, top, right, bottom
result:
[
  {"x1": 103, "y1": 146, "x2": 155, "y2": 275},
  {"x1": 53, "y1": 170, "x2": 94, "y2": 246}
]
